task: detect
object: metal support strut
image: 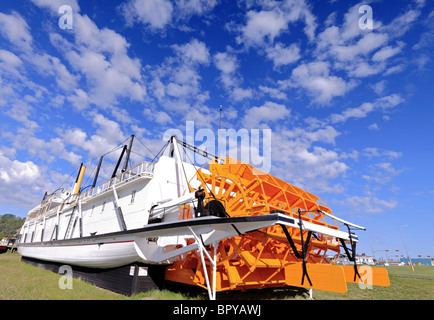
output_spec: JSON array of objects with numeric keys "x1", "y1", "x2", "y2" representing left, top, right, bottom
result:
[
  {"x1": 339, "y1": 224, "x2": 362, "y2": 282},
  {"x1": 298, "y1": 209, "x2": 313, "y2": 286},
  {"x1": 188, "y1": 227, "x2": 217, "y2": 300},
  {"x1": 279, "y1": 209, "x2": 313, "y2": 287}
]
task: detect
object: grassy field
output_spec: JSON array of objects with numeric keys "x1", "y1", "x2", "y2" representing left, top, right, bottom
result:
[
  {"x1": 0, "y1": 253, "x2": 432, "y2": 300},
  {"x1": 312, "y1": 265, "x2": 434, "y2": 300}
]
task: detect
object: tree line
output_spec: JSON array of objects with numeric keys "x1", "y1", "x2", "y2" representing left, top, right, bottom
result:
[{"x1": 0, "y1": 214, "x2": 25, "y2": 239}]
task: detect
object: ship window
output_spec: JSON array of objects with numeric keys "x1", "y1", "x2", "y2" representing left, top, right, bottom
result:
[
  {"x1": 101, "y1": 201, "x2": 106, "y2": 213},
  {"x1": 130, "y1": 190, "x2": 136, "y2": 204}
]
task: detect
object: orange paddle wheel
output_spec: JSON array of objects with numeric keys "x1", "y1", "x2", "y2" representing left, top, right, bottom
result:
[{"x1": 165, "y1": 157, "x2": 389, "y2": 295}]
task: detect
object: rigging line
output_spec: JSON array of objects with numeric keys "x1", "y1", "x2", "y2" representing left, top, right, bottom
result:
[
  {"x1": 90, "y1": 136, "x2": 131, "y2": 162},
  {"x1": 129, "y1": 150, "x2": 154, "y2": 162},
  {"x1": 57, "y1": 166, "x2": 80, "y2": 190},
  {"x1": 81, "y1": 144, "x2": 124, "y2": 168},
  {"x1": 181, "y1": 143, "x2": 217, "y2": 200},
  {"x1": 87, "y1": 137, "x2": 131, "y2": 163},
  {"x1": 81, "y1": 162, "x2": 98, "y2": 191},
  {"x1": 149, "y1": 140, "x2": 170, "y2": 164},
  {"x1": 134, "y1": 136, "x2": 157, "y2": 158},
  {"x1": 47, "y1": 138, "x2": 134, "y2": 195},
  {"x1": 179, "y1": 146, "x2": 194, "y2": 193},
  {"x1": 101, "y1": 144, "x2": 124, "y2": 158}
]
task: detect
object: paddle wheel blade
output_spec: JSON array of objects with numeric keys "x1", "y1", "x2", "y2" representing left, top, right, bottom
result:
[
  {"x1": 284, "y1": 263, "x2": 348, "y2": 294},
  {"x1": 341, "y1": 265, "x2": 390, "y2": 287}
]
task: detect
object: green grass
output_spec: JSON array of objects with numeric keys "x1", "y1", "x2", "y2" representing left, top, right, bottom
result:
[
  {"x1": 309, "y1": 265, "x2": 434, "y2": 300},
  {"x1": 0, "y1": 253, "x2": 126, "y2": 300},
  {"x1": 0, "y1": 253, "x2": 199, "y2": 300},
  {"x1": 1, "y1": 253, "x2": 433, "y2": 300}
]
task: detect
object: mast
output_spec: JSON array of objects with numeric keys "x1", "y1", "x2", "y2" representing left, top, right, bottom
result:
[
  {"x1": 92, "y1": 156, "x2": 103, "y2": 188},
  {"x1": 111, "y1": 145, "x2": 127, "y2": 178},
  {"x1": 218, "y1": 105, "x2": 222, "y2": 159},
  {"x1": 122, "y1": 135, "x2": 135, "y2": 172},
  {"x1": 169, "y1": 135, "x2": 187, "y2": 197}
]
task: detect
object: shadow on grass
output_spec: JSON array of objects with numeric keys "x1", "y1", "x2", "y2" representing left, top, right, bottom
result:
[{"x1": 162, "y1": 281, "x2": 310, "y2": 300}]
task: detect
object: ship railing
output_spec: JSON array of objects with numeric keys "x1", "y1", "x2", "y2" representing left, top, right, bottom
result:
[{"x1": 80, "y1": 161, "x2": 155, "y2": 201}]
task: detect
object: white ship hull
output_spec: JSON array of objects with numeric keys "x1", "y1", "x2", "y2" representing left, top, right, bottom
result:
[
  {"x1": 19, "y1": 236, "x2": 138, "y2": 268},
  {"x1": 19, "y1": 213, "x2": 302, "y2": 268}
]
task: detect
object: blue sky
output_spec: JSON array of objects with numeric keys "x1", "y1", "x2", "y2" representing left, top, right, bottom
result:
[{"x1": 0, "y1": 0, "x2": 433, "y2": 259}]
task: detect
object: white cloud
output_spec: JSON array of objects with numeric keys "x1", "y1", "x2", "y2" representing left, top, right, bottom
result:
[
  {"x1": 48, "y1": 13, "x2": 146, "y2": 109},
  {"x1": 28, "y1": 53, "x2": 78, "y2": 91},
  {"x1": 238, "y1": 9, "x2": 288, "y2": 46},
  {"x1": 0, "y1": 150, "x2": 79, "y2": 208},
  {"x1": 382, "y1": 8, "x2": 421, "y2": 38},
  {"x1": 67, "y1": 88, "x2": 89, "y2": 110},
  {"x1": 0, "y1": 11, "x2": 79, "y2": 95},
  {"x1": 0, "y1": 152, "x2": 44, "y2": 207},
  {"x1": 0, "y1": 153, "x2": 40, "y2": 185},
  {"x1": 30, "y1": 0, "x2": 80, "y2": 12},
  {"x1": 362, "y1": 162, "x2": 403, "y2": 185},
  {"x1": 314, "y1": 2, "x2": 422, "y2": 82},
  {"x1": 330, "y1": 94, "x2": 404, "y2": 123},
  {"x1": 272, "y1": 135, "x2": 348, "y2": 193},
  {"x1": 121, "y1": 0, "x2": 217, "y2": 31},
  {"x1": 121, "y1": 0, "x2": 174, "y2": 30},
  {"x1": 174, "y1": 0, "x2": 217, "y2": 19},
  {"x1": 343, "y1": 195, "x2": 398, "y2": 214},
  {"x1": 371, "y1": 80, "x2": 387, "y2": 95},
  {"x1": 5, "y1": 101, "x2": 39, "y2": 131},
  {"x1": 236, "y1": 0, "x2": 317, "y2": 47},
  {"x1": 372, "y1": 42, "x2": 405, "y2": 62},
  {"x1": 172, "y1": 39, "x2": 210, "y2": 65},
  {"x1": 4, "y1": 128, "x2": 83, "y2": 166},
  {"x1": 368, "y1": 123, "x2": 380, "y2": 131},
  {"x1": 0, "y1": 11, "x2": 33, "y2": 53},
  {"x1": 361, "y1": 148, "x2": 402, "y2": 159},
  {"x1": 156, "y1": 40, "x2": 209, "y2": 101},
  {"x1": 214, "y1": 51, "x2": 238, "y2": 75},
  {"x1": 214, "y1": 50, "x2": 253, "y2": 101},
  {"x1": 144, "y1": 39, "x2": 214, "y2": 126},
  {"x1": 59, "y1": 113, "x2": 128, "y2": 161},
  {"x1": 330, "y1": 101, "x2": 374, "y2": 124},
  {"x1": 143, "y1": 108, "x2": 172, "y2": 124},
  {"x1": 0, "y1": 49, "x2": 23, "y2": 77},
  {"x1": 265, "y1": 42, "x2": 300, "y2": 68},
  {"x1": 258, "y1": 85, "x2": 287, "y2": 100},
  {"x1": 287, "y1": 61, "x2": 354, "y2": 104},
  {"x1": 267, "y1": 121, "x2": 347, "y2": 194},
  {"x1": 242, "y1": 101, "x2": 290, "y2": 128},
  {"x1": 232, "y1": 87, "x2": 254, "y2": 101},
  {"x1": 93, "y1": 113, "x2": 125, "y2": 140},
  {"x1": 333, "y1": 33, "x2": 389, "y2": 61},
  {"x1": 315, "y1": 19, "x2": 391, "y2": 78},
  {"x1": 303, "y1": 126, "x2": 340, "y2": 145}
]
